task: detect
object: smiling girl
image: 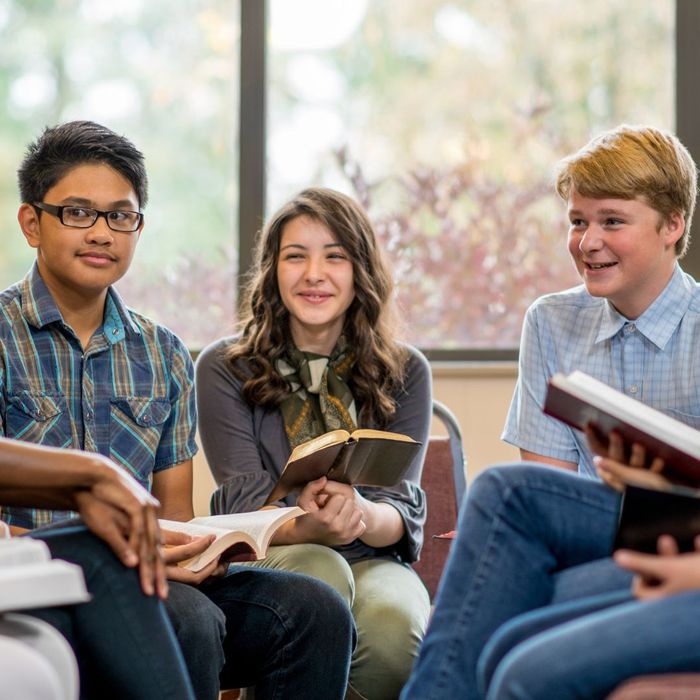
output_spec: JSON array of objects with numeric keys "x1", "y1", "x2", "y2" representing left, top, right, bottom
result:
[{"x1": 196, "y1": 187, "x2": 432, "y2": 700}]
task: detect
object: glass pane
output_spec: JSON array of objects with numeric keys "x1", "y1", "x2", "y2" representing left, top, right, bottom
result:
[
  {"x1": 268, "y1": 0, "x2": 674, "y2": 349},
  {"x1": 0, "y1": 0, "x2": 239, "y2": 349}
]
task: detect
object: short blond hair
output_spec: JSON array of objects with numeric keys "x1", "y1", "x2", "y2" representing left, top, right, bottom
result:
[{"x1": 555, "y1": 125, "x2": 698, "y2": 257}]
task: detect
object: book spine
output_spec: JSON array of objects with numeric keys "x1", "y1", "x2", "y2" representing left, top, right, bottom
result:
[{"x1": 327, "y1": 441, "x2": 358, "y2": 483}]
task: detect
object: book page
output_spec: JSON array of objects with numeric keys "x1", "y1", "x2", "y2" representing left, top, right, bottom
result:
[
  {"x1": 350, "y1": 429, "x2": 417, "y2": 443},
  {"x1": 159, "y1": 519, "x2": 231, "y2": 539},
  {"x1": 163, "y1": 507, "x2": 304, "y2": 572},
  {"x1": 191, "y1": 506, "x2": 304, "y2": 548},
  {"x1": 562, "y1": 371, "x2": 700, "y2": 459},
  {"x1": 288, "y1": 430, "x2": 350, "y2": 462}
]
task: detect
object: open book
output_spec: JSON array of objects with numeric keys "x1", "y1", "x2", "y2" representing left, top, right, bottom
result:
[
  {"x1": 265, "y1": 428, "x2": 422, "y2": 504},
  {"x1": 160, "y1": 506, "x2": 304, "y2": 573},
  {"x1": 0, "y1": 538, "x2": 91, "y2": 613},
  {"x1": 544, "y1": 371, "x2": 700, "y2": 484}
]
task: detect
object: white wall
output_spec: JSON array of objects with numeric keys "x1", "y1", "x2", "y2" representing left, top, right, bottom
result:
[{"x1": 431, "y1": 363, "x2": 519, "y2": 480}]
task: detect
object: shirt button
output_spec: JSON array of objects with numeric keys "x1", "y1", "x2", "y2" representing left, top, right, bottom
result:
[
  {"x1": 626, "y1": 324, "x2": 636, "y2": 333},
  {"x1": 629, "y1": 385, "x2": 638, "y2": 394},
  {"x1": 85, "y1": 412, "x2": 93, "y2": 421},
  {"x1": 112, "y1": 328, "x2": 119, "y2": 335}
]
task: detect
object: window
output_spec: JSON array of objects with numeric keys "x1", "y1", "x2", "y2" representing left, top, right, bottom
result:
[
  {"x1": 0, "y1": 0, "x2": 239, "y2": 349},
  {"x1": 265, "y1": 0, "x2": 675, "y2": 352},
  {"x1": 1, "y1": 2, "x2": 691, "y2": 356}
]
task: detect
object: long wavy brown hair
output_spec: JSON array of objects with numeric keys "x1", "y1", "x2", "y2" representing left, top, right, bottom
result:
[{"x1": 226, "y1": 187, "x2": 408, "y2": 427}]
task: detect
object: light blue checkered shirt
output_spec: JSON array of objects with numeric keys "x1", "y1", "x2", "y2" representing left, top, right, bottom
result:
[{"x1": 502, "y1": 264, "x2": 700, "y2": 477}]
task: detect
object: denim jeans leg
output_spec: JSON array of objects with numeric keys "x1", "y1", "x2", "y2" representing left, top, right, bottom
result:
[
  {"x1": 401, "y1": 463, "x2": 621, "y2": 700},
  {"x1": 202, "y1": 566, "x2": 355, "y2": 700},
  {"x1": 485, "y1": 589, "x2": 700, "y2": 699},
  {"x1": 552, "y1": 556, "x2": 633, "y2": 603},
  {"x1": 164, "y1": 582, "x2": 226, "y2": 700},
  {"x1": 27, "y1": 525, "x2": 196, "y2": 700},
  {"x1": 478, "y1": 588, "x2": 633, "y2": 695}
]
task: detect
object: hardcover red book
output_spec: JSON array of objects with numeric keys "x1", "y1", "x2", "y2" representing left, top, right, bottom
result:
[{"x1": 543, "y1": 371, "x2": 700, "y2": 484}]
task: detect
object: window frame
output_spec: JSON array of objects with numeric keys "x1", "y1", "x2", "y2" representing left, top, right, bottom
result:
[{"x1": 238, "y1": 0, "x2": 698, "y2": 362}]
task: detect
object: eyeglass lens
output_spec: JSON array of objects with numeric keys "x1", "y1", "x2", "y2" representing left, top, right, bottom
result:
[{"x1": 61, "y1": 206, "x2": 141, "y2": 232}]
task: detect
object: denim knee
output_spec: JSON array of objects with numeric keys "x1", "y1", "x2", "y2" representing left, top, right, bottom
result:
[
  {"x1": 470, "y1": 463, "x2": 542, "y2": 499},
  {"x1": 485, "y1": 633, "x2": 574, "y2": 700},
  {"x1": 292, "y1": 573, "x2": 356, "y2": 639}
]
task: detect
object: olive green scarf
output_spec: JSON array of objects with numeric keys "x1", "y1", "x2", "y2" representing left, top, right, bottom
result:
[{"x1": 278, "y1": 338, "x2": 357, "y2": 448}]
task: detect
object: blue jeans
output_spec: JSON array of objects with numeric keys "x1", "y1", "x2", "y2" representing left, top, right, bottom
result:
[
  {"x1": 32, "y1": 526, "x2": 355, "y2": 700},
  {"x1": 163, "y1": 582, "x2": 226, "y2": 700},
  {"x1": 27, "y1": 525, "x2": 195, "y2": 700},
  {"x1": 401, "y1": 463, "x2": 632, "y2": 700},
  {"x1": 480, "y1": 587, "x2": 700, "y2": 698},
  {"x1": 201, "y1": 565, "x2": 355, "y2": 700}
]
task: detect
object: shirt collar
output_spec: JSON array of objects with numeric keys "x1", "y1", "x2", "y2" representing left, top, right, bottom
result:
[
  {"x1": 20, "y1": 262, "x2": 141, "y2": 342},
  {"x1": 595, "y1": 264, "x2": 692, "y2": 349},
  {"x1": 104, "y1": 285, "x2": 141, "y2": 343},
  {"x1": 20, "y1": 262, "x2": 63, "y2": 328}
]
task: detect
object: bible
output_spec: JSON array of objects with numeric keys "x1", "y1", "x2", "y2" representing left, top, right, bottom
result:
[
  {"x1": 265, "y1": 428, "x2": 422, "y2": 504},
  {"x1": 160, "y1": 506, "x2": 304, "y2": 572},
  {"x1": 544, "y1": 371, "x2": 700, "y2": 484},
  {"x1": 614, "y1": 482, "x2": 700, "y2": 553}
]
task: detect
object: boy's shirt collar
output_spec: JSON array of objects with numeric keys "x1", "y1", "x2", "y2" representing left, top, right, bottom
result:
[
  {"x1": 595, "y1": 263, "x2": 693, "y2": 349},
  {"x1": 20, "y1": 261, "x2": 141, "y2": 343}
]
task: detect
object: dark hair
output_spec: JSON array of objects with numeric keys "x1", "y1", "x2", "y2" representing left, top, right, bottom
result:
[
  {"x1": 227, "y1": 186, "x2": 408, "y2": 428},
  {"x1": 17, "y1": 120, "x2": 148, "y2": 208}
]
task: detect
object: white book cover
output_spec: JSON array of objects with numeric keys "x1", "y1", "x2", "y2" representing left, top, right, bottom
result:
[{"x1": 0, "y1": 538, "x2": 90, "y2": 613}]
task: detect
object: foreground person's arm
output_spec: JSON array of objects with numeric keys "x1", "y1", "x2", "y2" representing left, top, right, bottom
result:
[{"x1": 0, "y1": 437, "x2": 166, "y2": 598}]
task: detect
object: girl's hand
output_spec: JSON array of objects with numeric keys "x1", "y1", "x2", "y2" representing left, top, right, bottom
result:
[{"x1": 291, "y1": 477, "x2": 366, "y2": 545}]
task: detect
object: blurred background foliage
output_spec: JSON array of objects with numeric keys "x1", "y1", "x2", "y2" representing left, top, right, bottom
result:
[
  {"x1": 0, "y1": 0, "x2": 238, "y2": 348},
  {"x1": 0, "y1": 0, "x2": 673, "y2": 349},
  {"x1": 268, "y1": 0, "x2": 673, "y2": 348}
]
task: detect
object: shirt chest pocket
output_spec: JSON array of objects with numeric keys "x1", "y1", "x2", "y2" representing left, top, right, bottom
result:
[
  {"x1": 109, "y1": 397, "x2": 172, "y2": 481},
  {"x1": 5, "y1": 392, "x2": 72, "y2": 447}
]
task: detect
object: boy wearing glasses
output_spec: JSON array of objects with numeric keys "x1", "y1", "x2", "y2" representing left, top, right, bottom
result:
[{"x1": 0, "y1": 121, "x2": 354, "y2": 700}]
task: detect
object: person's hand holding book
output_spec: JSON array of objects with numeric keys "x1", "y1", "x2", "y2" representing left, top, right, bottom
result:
[
  {"x1": 160, "y1": 529, "x2": 228, "y2": 583},
  {"x1": 587, "y1": 427, "x2": 670, "y2": 492},
  {"x1": 615, "y1": 534, "x2": 700, "y2": 600},
  {"x1": 275, "y1": 476, "x2": 367, "y2": 546}
]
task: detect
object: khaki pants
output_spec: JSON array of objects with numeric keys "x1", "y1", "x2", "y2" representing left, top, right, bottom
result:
[{"x1": 243, "y1": 545, "x2": 430, "y2": 700}]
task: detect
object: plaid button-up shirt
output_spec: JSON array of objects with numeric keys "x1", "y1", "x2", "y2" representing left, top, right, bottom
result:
[{"x1": 0, "y1": 263, "x2": 197, "y2": 528}]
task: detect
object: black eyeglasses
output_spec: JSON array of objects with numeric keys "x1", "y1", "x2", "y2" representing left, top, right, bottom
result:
[{"x1": 33, "y1": 202, "x2": 143, "y2": 233}]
